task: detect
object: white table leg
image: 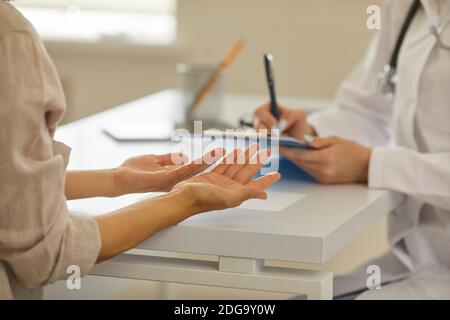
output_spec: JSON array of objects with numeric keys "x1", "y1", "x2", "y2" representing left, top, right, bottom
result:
[
  {"x1": 217, "y1": 256, "x2": 332, "y2": 300},
  {"x1": 159, "y1": 282, "x2": 176, "y2": 300},
  {"x1": 90, "y1": 253, "x2": 333, "y2": 300}
]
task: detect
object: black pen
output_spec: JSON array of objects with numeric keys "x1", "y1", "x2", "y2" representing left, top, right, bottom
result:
[
  {"x1": 264, "y1": 53, "x2": 286, "y2": 131},
  {"x1": 264, "y1": 53, "x2": 279, "y2": 119}
]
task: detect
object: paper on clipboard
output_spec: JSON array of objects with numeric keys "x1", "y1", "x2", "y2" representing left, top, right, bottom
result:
[{"x1": 201, "y1": 129, "x2": 312, "y2": 149}]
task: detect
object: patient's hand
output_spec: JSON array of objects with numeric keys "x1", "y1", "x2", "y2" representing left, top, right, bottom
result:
[
  {"x1": 172, "y1": 146, "x2": 281, "y2": 213},
  {"x1": 114, "y1": 149, "x2": 224, "y2": 195},
  {"x1": 94, "y1": 146, "x2": 280, "y2": 262}
]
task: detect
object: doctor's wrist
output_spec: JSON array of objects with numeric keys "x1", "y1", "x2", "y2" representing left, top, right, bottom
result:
[{"x1": 358, "y1": 146, "x2": 372, "y2": 183}]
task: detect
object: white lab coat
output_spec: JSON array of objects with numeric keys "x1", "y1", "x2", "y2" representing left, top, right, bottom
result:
[{"x1": 308, "y1": 0, "x2": 450, "y2": 299}]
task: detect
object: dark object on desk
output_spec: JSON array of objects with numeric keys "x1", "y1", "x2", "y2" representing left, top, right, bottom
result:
[
  {"x1": 239, "y1": 113, "x2": 255, "y2": 128},
  {"x1": 264, "y1": 53, "x2": 280, "y2": 121}
]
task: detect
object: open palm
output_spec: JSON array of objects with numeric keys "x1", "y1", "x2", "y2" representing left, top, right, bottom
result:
[
  {"x1": 115, "y1": 149, "x2": 223, "y2": 195},
  {"x1": 173, "y1": 147, "x2": 281, "y2": 212}
]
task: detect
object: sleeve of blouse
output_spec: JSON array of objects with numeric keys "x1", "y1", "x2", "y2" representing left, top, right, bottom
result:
[{"x1": 0, "y1": 31, "x2": 101, "y2": 288}]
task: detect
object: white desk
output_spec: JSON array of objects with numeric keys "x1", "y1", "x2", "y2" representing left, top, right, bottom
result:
[{"x1": 56, "y1": 89, "x2": 403, "y2": 299}]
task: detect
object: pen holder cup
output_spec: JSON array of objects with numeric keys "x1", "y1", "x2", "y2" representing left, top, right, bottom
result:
[{"x1": 177, "y1": 63, "x2": 226, "y2": 125}]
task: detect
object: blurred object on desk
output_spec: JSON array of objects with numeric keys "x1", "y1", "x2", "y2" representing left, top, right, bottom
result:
[
  {"x1": 176, "y1": 40, "x2": 244, "y2": 130},
  {"x1": 177, "y1": 63, "x2": 226, "y2": 122}
]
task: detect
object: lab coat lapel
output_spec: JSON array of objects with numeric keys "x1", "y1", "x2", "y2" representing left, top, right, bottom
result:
[{"x1": 393, "y1": 8, "x2": 433, "y2": 151}]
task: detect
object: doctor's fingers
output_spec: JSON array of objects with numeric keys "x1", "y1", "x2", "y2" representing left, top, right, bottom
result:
[
  {"x1": 291, "y1": 160, "x2": 336, "y2": 184},
  {"x1": 280, "y1": 147, "x2": 333, "y2": 164},
  {"x1": 306, "y1": 136, "x2": 342, "y2": 149},
  {"x1": 254, "y1": 103, "x2": 298, "y2": 128},
  {"x1": 281, "y1": 108, "x2": 307, "y2": 130},
  {"x1": 254, "y1": 117, "x2": 271, "y2": 131},
  {"x1": 254, "y1": 103, "x2": 278, "y2": 128}
]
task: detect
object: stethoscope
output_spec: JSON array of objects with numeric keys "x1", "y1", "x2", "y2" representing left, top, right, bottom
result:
[{"x1": 378, "y1": 0, "x2": 450, "y2": 97}]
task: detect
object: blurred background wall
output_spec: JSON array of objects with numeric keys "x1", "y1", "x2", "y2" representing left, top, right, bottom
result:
[
  {"x1": 14, "y1": 0, "x2": 388, "y2": 298},
  {"x1": 42, "y1": 0, "x2": 383, "y2": 123}
]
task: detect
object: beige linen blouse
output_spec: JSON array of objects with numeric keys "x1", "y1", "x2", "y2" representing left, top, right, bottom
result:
[{"x1": 0, "y1": 2, "x2": 101, "y2": 299}]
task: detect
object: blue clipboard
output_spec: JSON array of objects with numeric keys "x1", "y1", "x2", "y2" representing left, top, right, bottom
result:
[{"x1": 274, "y1": 136, "x2": 312, "y2": 149}]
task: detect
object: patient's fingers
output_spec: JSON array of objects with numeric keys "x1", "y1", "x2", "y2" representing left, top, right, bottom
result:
[
  {"x1": 224, "y1": 144, "x2": 258, "y2": 179},
  {"x1": 247, "y1": 172, "x2": 281, "y2": 189},
  {"x1": 233, "y1": 149, "x2": 271, "y2": 184},
  {"x1": 166, "y1": 148, "x2": 224, "y2": 181},
  {"x1": 212, "y1": 149, "x2": 240, "y2": 174}
]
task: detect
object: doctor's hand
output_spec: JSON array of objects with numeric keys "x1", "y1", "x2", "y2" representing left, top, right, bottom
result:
[
  {"x1": 172, "y1": 147, "x2": 281, "y2": 213},
  {"x1": 114, "y1": 150, "x2": 224, "y2": 196},
  {"x1": 254, "y1": 103, "x2": 316, "y2": 139},
  {"x1": 280, "y1": 136, "x2": 372, "y2": 184}
]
